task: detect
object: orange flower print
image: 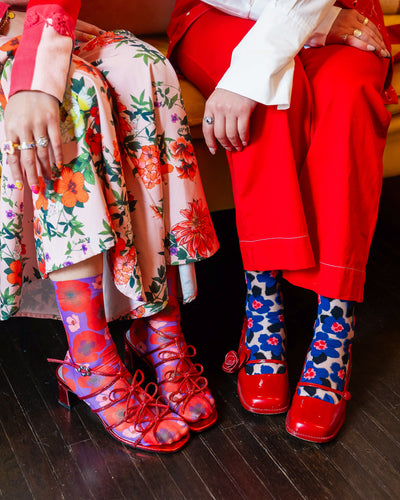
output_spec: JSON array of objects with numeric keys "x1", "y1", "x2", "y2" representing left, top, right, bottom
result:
[
  {"x1": 112, "y1": 139, "x2": 121, "y2": 163},
  {"x1": 7, "y1": 260, "x2": 22, "y2": 286},
  {"x1": 132, "y1": 305, "x2": 145, "y2": 319},
  {"x1": 114, "y1": 253, "x2": 135, "y2": 285},
  {"x1": 35, "y1": 176, "x2": 49, "y2": 211},
  {"x1": 33, "y1": 217, "x2": 43, "y2": 239},
  {"x1": 136, "y1": 145, "x2": 162, "y2": 189},
  {"x1": 170, "y1": 138, "x2": 195, "y2": 164},
  {"x1": 161, "y1": 163, "x2": 174, "y2": 176},
  {"x1": 54, "y1": 167, "x2": 89, "y2": 208},
  {"x1": 150, "y1": 205, "x2": 162, "y2": 219},
  {"x1": 38, "y1": 258, "x2": 47, "y2": 278},
  {"x1": 172, "y1": 200, "x2": 215, "y2": 259}
]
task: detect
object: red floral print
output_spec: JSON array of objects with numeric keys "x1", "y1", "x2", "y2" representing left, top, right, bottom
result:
[
  {"x1": 172, "y1": 200, "x2": 215, "y2": 258},
  {"x1": 7, "y1": 260, "x2": 22, "y2": 286},
  {"x1": 86, "y1": 293, "x2": 107, "y2": 331},
  {"x1": 55, "y1": 281, "x2": 91, "y2": 313}
]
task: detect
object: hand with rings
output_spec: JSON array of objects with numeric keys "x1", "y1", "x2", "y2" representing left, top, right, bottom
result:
[
  {"x1": 326, "y1": 9, "x2": 390, "y2": 58},
  {"x1": 202, "y1": 88, "x2": 257, "y2": 155},
  {"x1": 3, "y1": 90, "x2": 63, "y2": 190}
]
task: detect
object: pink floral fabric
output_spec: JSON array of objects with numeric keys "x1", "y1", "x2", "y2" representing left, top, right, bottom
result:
[{"x1": 0, "y1": 30, "x2": 219, "y2": 321}]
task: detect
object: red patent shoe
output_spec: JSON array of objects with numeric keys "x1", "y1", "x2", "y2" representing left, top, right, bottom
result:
[
  {"x1": 48, "y1": 354, "x2": 190, "y2": 453},
  {"x1": 125, "y1": 320, "x2": 217, "y2": 432},
  {"x1": 286, "y1": 349, "x2": 352, "y2": 443},
  {"x1": 222, "y1": 324, "x2": 290, "y2": 414}
]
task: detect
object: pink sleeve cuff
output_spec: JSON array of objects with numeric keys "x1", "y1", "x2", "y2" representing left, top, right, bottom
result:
[{"x1": 9, "y1": 2, "x2": 78, "y2": 102}]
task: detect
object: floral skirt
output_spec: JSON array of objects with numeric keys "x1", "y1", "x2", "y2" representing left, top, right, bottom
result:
[{"x1": 0, "y1": 31, "x2": 219, "y2": 321}]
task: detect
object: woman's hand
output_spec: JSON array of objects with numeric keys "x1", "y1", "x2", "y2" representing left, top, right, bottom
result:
[
  {"x1": 326, "y1": 9, "x2": 390, "y2": 58},
  {"x1": 4, "y1": 91, "x2": 63, "y2": 187},
  {"x1": 75, "y1": 19, "x2": 103, "y2": 42},
  {"x1": 203, "y1": 88, "x2": 257, "y2": 154}
]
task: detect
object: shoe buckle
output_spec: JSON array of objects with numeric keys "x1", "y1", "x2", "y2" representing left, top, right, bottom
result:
[{"x1": 77, "y1": 365, "x2": 91, "y2": 376}]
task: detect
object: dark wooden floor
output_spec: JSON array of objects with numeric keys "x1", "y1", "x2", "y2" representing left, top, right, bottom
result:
[{"x1": 1, "y1": 176, "x2": 400, "y2": 500}]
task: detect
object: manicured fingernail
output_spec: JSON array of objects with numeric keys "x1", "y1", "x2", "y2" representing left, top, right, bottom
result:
[
  {"x1": 367, "y1": 44, "x2": 376, "y2": 51},
  {"x1": 30, "y1": 184, "x2": 40, "y2": 194},
  {"x1": 225, "y1": 147, "x2": 233, "y2": 152},
  {"x1": 242, "y1": 141, "x2": 248, "y2": 147},
  {"x1": 386, "y1": 50, "x2": 391, "y2": 58},
  {"x1": 88, "y1": 34, "x2": 96, "y2": 39},
  {"x1": 209, "y1": 148, "x2": 216, "y2": 155},
  {"x1": 15, "y1": 180, "x2": 23, "y2": 190},
  {"x1": 99, "y1": 30, "x2": 106, "y2": 34}
]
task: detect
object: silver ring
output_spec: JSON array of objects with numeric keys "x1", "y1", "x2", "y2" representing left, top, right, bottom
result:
[
  {"x1": 363, "y1": 17, "x2": 369, "y2": 26},
  {"x1": 342, "y1": 33, "x2": 349, "y2": 42},
  {"x1": 353, "y1": 29, "x2": 362, "y2": 38},
  {"x1": 36, "y1": 136, "x2": 49, "y2": 148},
  {"x1": 204, "y1": 116, "x2": 215, "y2": 125},
  {"x1": 18, "y1": 141, "x2": 35, "y2": 151}
]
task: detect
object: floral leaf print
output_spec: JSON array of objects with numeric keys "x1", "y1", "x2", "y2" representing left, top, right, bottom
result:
[{"x1": 171, "y1": 200, "x2": 215, "y2": 260}]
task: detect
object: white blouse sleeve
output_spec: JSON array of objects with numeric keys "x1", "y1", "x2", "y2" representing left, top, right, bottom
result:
[{"x1": 215, "y1": 0, "x2": 336, "y2": 108}]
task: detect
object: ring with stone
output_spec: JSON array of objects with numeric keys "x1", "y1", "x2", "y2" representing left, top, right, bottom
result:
[
  {"x1": 353, "y1": 29, "x2": 362, "y2": 38},
  {"x1": 18, "y1": 141, "x2": 36, "y2": 151},
  {"x1": 204, "y1": 116, "x2": 215, "y2": 125},
  {"x1": 35, "y1": 136, "x2": 49, "y2": 148},
  {"x1": 363, "y1": 17, "x2": 369, "y2": 25},
  {"x1": 1, "y1": 140, "x2": 19, "y2": 155},
  {"x1": 342, "y1": 33, "x2": 349, "y2": 42}
]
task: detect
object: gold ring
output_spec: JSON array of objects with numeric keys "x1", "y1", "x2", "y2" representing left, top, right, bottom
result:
[
  {"x1": 353, "y1": 29, "x2": 362, "y2": 38},
  {"x1": 1, "y1": 140, "x2": 19, "y2": 155},
  {"x1": 363, "y1": 17, "x2": 369, "y2": 25}
]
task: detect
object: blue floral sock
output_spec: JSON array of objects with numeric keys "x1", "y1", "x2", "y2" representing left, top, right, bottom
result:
[
  {"x1": 244, "y1": 270, "x2": 286, "y2": 375},
  {"x1": 298, "y1": 296, "x2": 355, "y2": 404}
]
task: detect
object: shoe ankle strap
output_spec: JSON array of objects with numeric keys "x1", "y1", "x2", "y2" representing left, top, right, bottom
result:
[{"x1": 297, "y1": 381, "x2": 351, "y2": 401}]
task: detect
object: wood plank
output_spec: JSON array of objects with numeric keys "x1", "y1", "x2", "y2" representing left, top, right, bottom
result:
[{"x1": 0, "y1": 365, "x2": 62, "y2": 499}]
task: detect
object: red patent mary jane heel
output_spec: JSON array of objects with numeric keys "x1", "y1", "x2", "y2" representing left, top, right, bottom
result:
[
  {"x1": 286, "y1": 349, "x2": 352, "y2": 443},
  {"x1": 222, "y1": 323, "x2": 290, "y2": 414}
]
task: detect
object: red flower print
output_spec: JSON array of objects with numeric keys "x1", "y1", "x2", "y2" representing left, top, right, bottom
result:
[
  {"x1": 35, "y1": 176, "x2": 48, "y2": 211},
  {"x1": 170, "y1": 138, "x2": 195, "y2": 164},
  {"x1": 55, "y1": 281, "x2": 91, "y2": 312},
  {"x1": 252, "y1": 300, "x2": 262, "y2": 310},
  {"x1": 332, "y1": 322, "x2": 344, "y2": 333},
  {"x1": 304, "y1": 368, "x2": 316, "y2": 380},
  {"x1": 90, "y1": 107, "x2": 100, "y2": 126},
  {"x1": 135, "y1": 145, "x2": 162, "y2": 189},
  {"x1": 314, "y1": 340, "x2": 327, "y2": 351},
  {"x1": 85, "y1": 128, "x2": 102, "y2": 156},
  {"x1": 38, "y1": 258, "x2": 47, "y2": 277},
  {"x1": 54, "y1": 168, "x2": 89, "y2": 208},
  {"x1": 72, "y1": 331, "x2": 107, "y2": 363},
  {"x1": 7, "y1": 260, "x2": 22, "y2": 286},
  {"x1": 267, "y1": 337, "x2": 279, "y2": 346},
  {"x1": 247, "y1": 318, "x2": 253, "y2": 328},
  {"x1": 171, "y1": 200, "x2": 215, "y2": 258},
  {"x1": 338, "y1": 369, "x2": 345, "y2": 380},
  {"x1": 86, "y1": 294, "x2": 107, "y2": 331},
  {"x1": 161, "y1": 163, "x2": 174, "y2": 176},
  {"x1": 176, "y1": 161, "x2": 197, "y2": 181}
]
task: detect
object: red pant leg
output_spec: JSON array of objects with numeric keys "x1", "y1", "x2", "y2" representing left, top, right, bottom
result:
[
  {"x1": 283, "y1": 46, "x2": 391, "y2": 301},
  {"x1": 177, "y1": 10, "x2": 316, "y2": 271},
  {"x1": 175, "y1": 10, "x2": 391, "y2": 301}
]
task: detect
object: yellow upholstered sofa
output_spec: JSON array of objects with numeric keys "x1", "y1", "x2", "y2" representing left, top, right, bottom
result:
[{"x1": 81, "y1": 0, "x2": 400, "y2": 211}]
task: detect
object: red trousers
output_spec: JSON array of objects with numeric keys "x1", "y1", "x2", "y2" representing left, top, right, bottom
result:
[{"x1": 175, "y1": 9, "x2": 391, "y2": 302}]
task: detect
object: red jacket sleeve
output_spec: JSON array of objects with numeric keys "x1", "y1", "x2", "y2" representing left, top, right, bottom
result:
[{"x1": 9, "y1": 0, "x2": 81, "y2": 101}]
